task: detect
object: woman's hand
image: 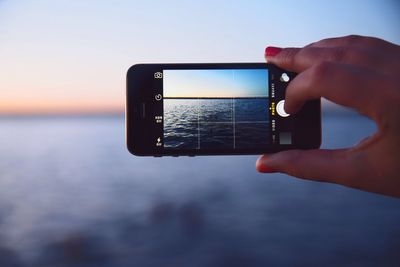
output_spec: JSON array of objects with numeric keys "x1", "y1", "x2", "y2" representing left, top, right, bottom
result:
[{"x1": 256, "y1": 35, "x2": 400, "y2": 198}]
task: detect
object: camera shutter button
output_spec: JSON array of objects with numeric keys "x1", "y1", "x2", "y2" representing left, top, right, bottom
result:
[{"x1": 276, "y1": 100, "x2": 290, "y2": 117}]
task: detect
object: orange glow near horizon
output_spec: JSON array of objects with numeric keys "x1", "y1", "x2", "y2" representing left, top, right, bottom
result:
[{"x1": 0, "y1": 98, "x2": 124, "y2": 115}]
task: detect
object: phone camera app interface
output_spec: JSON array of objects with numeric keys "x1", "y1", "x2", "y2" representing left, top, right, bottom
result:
[{"x1": 162, "y1": 69, "x2": 270, "y2": 150}]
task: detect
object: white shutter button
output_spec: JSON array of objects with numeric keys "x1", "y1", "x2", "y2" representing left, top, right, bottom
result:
[{"x1": 276, "y1": 100, "x2": 290, "y2": 117}]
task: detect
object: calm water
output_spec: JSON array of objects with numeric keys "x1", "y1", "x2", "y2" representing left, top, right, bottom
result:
[
  {"x1": 164, "y1": 98, "x2": 269, "y2": 149},
  {"x1": 0, "y1": 113, "x2": 399, "y2": 267}
]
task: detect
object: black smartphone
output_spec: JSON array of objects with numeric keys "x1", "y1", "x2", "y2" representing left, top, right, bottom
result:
[{"x1": 126, "y1": 63, "x2": 321, "y2": 156}]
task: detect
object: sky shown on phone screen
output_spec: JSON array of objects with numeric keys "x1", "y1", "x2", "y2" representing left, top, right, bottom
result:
[{"x1": 163, "y1": 69, "x2": 268, "y2": 98}]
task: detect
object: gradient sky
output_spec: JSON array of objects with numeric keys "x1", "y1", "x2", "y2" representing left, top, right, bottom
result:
[
  {"x1": 164, "y1": 69, "x2": 268, "y2": 98},
  {"x1": 0, "y1": 0, "x2": 399, "y2": 114}
]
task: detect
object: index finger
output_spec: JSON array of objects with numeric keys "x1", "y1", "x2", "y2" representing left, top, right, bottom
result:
[
  {"x1": 308, "y1": 35, "x2": 399, "y2": 52},
  {"x1": 265, "y1": 45, "x2": 384, "y2": 74}
]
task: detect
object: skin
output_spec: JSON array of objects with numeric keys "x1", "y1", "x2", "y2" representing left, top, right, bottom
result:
[{"x1": 256, "y1": 35, "x2": 400, "y2": 198}]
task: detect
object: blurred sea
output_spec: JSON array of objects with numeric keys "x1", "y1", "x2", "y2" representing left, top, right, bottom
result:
[{"x1": 0, "y1": 112, "x2": 399, "y2": 267}]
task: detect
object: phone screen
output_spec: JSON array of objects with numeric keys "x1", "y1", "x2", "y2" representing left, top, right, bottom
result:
[
  {"x1": 162, "y1": 69, "x2": 273, "y2": 150},
  {"x1": 127, "y1": 63, "x2": 320, "y2": 156}
]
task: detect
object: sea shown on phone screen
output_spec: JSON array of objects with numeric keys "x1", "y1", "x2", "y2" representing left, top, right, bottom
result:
[{"x1": 163, "y1": 98, "x2": 269, "y2": 149}]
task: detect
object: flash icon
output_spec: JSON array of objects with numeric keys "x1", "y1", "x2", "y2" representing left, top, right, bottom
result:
[{"x1": 156, "y1": 137, "x2": 162, "y2": 146}]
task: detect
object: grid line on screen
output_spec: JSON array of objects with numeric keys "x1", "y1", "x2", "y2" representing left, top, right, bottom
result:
[
  {"x1": 232, "y1": 98, "x2": 235, "y2": 149},
  {"x1": 197, "y1": 98, "x2": 200, "y2": 149},
  {"x1": 194, "y1": 121, "x2": 269, "y2": 124}
]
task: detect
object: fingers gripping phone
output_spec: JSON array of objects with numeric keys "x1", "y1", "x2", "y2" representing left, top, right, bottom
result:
[{"x1": 126, "y1": 63, "x2": 321, "y2": 156}]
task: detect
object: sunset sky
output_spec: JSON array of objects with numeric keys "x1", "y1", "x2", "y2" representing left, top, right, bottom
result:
[{"x1": 0, "y1": 0, "x2": 399, "y2": 114}]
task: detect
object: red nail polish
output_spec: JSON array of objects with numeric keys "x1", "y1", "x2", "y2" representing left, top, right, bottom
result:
[
  {"x1": 257, "y1": 164, "x2": 277, "y2": 173},
  {"x1": 265, "y1": 46, "x2": 282, "y2": 57}
]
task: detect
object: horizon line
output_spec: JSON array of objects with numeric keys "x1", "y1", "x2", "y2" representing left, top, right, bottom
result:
[{"x1": 164, "y1": 96, "x2": 268, "y2": 99}]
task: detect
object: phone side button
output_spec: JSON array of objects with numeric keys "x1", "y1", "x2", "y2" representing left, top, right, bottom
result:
[
  {"x1": 188, "y1": 155, "x2": 195, "y2": 157},
  {"x1": 154, "y1": 155, "x2": 162, "y2": 157},
  {"x1": 172, "y1": 155, "x2": 179, "y2": 157}
]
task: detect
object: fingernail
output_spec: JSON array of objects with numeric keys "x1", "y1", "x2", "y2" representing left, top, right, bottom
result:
[
  {"x1": 256, "y1": 156, "x2": 277, "y2": 173},
  {"x1": 265, "y1": 46, "x2": 282, "y2": 58},
  {"x1": 258, "y1": 165, "x2": 277, "y2": 173}
]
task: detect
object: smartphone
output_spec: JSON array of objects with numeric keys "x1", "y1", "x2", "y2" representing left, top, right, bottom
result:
[{"x1": 126, "y1": 63, "x2": 321, "y2": 156}]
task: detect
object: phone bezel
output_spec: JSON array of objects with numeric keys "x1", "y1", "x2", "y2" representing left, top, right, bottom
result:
[{"x1": 126, "y1": 63, "x2": 321, "y2": 156}]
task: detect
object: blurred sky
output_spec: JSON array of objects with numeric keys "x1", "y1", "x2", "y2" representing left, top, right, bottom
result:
[
  {"x1": 0, "y1": 0, "x2": 399, "y2": 114},
  {"x1": 164, "y1": 69, "x2": 268, "y2": 98}
]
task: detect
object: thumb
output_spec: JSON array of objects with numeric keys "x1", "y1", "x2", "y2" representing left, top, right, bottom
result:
[{"x1": 256, "y1": 149, "x2": 359, "y2": 186}]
